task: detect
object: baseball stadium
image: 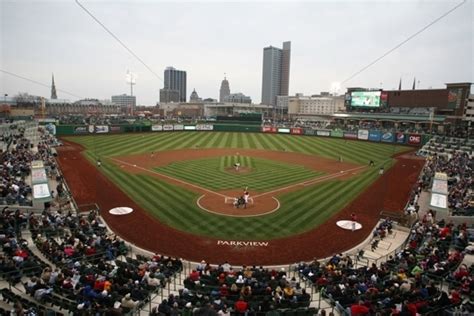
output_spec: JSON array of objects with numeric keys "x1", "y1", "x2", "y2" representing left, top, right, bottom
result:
[{"x1": 1, "y1": 1, "x2": 474, "y2": 316}]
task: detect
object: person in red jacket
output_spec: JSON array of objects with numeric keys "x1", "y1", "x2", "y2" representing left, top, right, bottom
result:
[
  {"x1": 234, "y1": 296, "x2": 248, "y2": 314},
  {"x1": 189, "y1": 270, "x2": 200, "y2": 282},
  {"x1": 350, "y1": 301, "x2": 369, "y2": 315}
]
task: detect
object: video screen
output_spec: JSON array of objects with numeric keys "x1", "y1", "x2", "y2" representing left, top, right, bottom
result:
[{"x1": 350, "y1": 91, "x2": 381, "y2": 107}]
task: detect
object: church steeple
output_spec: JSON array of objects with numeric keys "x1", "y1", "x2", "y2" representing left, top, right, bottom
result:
[{"x1": 51, "y1": 74, "x2": 57, "y2": 99}]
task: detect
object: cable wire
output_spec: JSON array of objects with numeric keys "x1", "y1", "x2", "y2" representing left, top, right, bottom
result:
[
  {"x1": 1, "y1": 69, "x2": 82, "y2": 98},
  {"x1": 75, "y1": 0, "x2": 163, "y2": 82},
  {"x1": 341, "y1": 0, "x2": 467, "y2": 84}
]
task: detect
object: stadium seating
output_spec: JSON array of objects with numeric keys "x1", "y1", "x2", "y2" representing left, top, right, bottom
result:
[{"x1": 1, "y1": 124, "x2": 473, "y2": 315}]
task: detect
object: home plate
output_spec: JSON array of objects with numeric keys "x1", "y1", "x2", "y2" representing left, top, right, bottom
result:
[
  {"x1": 109, "y1": 207, "x2": 133, "y2": 215},
  {"x1": 336, "y1": 220, "x2": 362, "y2": 231}
]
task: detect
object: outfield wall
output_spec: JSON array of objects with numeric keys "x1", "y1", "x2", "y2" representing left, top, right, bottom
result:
[{"x1": 54, "y1": 123, "x2": 431, "y2": 146}]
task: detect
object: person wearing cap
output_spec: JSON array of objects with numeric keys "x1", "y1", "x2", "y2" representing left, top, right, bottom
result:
[
  {"x1": 196, "y1": 260, "x2": 206, "y2": 273},
  {"x1": 121, "y1": 293, "x2": 138, "y2": 309}
]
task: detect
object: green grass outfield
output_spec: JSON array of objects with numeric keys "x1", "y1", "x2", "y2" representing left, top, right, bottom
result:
[{"x1": 67, "y1": 132, "x2": 410, "y2": 240}]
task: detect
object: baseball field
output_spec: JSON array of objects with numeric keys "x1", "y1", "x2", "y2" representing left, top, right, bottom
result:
[{"x1": 57, "y1": 132, "x2": 425, "y2": 264}]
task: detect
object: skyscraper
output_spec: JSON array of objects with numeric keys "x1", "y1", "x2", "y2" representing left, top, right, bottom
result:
[
  {"x1": 51, "y1": 74, "x2": 57, "y2": 99},
  {"x1": 261, "y1": 41, "x2": 291, "y2": 105},
  {"x1": 219, "y1": 75, "x2": 230, "y2": 102},
  {"x1": 164, "y1": 67, "x2": 187, "y2": 102}
]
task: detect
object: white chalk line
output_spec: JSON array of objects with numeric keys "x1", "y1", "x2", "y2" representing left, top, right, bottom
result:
[
  {"x1": 110, "y1": 157, "x2": 228, "y2": 198},
  {"x1": 110, "y1": 157, "x2": 366, "y2": 202},
  {"x1": 196, "y1": 195, "x2": 281, "y2": 217},
  {"x1": 252, "y1": 165, "x2": 368, "y2": 198}
]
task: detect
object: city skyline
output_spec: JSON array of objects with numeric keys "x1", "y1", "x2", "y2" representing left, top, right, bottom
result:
[
  {"x1": 1, "y1": 1, "x2": 472, "y2": 105},
  {"x1": 261, "y1": 41, "x2": 291, "y2": 106}
]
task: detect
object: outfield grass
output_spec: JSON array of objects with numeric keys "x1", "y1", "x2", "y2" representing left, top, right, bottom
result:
[
  {"x1": 155, "y1": 155, "x2": 323, "y2": 191},
  {"x1": 67, "y1": 132, "x2": 410, "y2": 240}
]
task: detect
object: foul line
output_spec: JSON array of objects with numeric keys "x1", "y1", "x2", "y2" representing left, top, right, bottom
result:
[
  {"x1": 110, "y1": 157, "x2": 367, "y2": 201},
  {"x1": 252, "y1": 165, "x2": 368, "y2": 198},
  {"x1": 109, "y1": 157, "x2": 228, "y2": 198}
]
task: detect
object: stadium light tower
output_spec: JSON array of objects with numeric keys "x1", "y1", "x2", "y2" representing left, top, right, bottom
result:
[
  {"x1": 126, "y1": 70, "x2": 137, "y2": 116},
  {"x1": 331, "y1": 82, "x2": 341, "y2": 96},
  {"x1": 126, "y1": 70, "x2": 137, "y2": 96}
]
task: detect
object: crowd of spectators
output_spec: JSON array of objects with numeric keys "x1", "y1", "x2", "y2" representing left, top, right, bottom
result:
[
  {"x1": 1, "y1": 125, "x2": 63, "y2": 207},
  {"x1": 26, "y1": 208, "x2": 182, "y2": 314},
  {"x1": 418, "y1": 137, "x2": 474, "y2": 157},
  {"x1": 155, "y1": 261, "x2": 315, "y2": 315},
  {"x1": 0, "y1": 206, "x2": 184, "y2": 315},
  {"x1": 297, "y1": 217, "x2": 473, "y2": 315},
  {"x1": 1, "y1": 133, "x2": 34, "y2": 206},
  {"x1": 420, "y1": 152, "x2": 473, "y2": 216}
]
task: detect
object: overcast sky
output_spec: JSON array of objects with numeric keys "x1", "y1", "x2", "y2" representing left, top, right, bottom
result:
[{"x1": 1, "y1": 0, "x2": 472, "y2": 105}]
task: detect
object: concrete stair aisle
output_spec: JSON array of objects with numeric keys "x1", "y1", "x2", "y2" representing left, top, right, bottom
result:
[
  {"x1": 138, "y1": 269, "x2": 185, "y2": 316},
  {"x1": 353, "y1": 227, "x2": 410, "y2": 268},
  {"x1": 22, "y1": 229, "x2": 57, "y2": 270},
  {"x1": 288, "y1": 267, "x2": 338, "y2": 315}
]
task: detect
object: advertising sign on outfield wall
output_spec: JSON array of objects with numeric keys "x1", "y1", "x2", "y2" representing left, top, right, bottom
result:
[
  {"x1": 344, "y1": 132, "x2": 358, "y2": 139},
  {"x1": 357, "y1": 129, "x2": 369, "y2": 140},
  {"x1": 304, "y1": 129, "x2": 316, "y2": 136},
  {"x1": 331, "y1": 130, "x2": 344, "y2": 138},
  {"x1": 173, "y1": 124, "x2": 184, "y2": 131},
  {"x1": 407, "y1": 134, "x2": 421, "y2": 145},
  {"x1": 196, "y1": 124, "x2": 214, "y2": 131},
  {"x1": 74, "y1": 126, "x2": 88, "y2": 134},
  {"x1": 316, "y1": 130, "x2": 331, "y2": 137},
  {"x1": 110, "y1": 126, "x2": 121, "y2": 133},
  {"x1": 381, "y1": 132, "x2": 394, "y2": 143},
  {"x1": 88, "y1": 125, "x2": 95, "y2": 133},
  {"x1": 396, "y1": 132, "x2": 406, "y2": 144},
  {"x1": 163, "y1": 124, "x2": 173, "y2": 131},
  {"x1": 290, "y1": 128, "x2": 303, "y2": 135},
  {"x1": 95, "y1": 125, "x2": 109, "y2": 133},
  {"x1": 184, "y1": 125, "x2": 196, "y2": 130},
  {"x1": 278, "y1": 128, "x2": 290, "y2": 133},
  {"x1": 368, "y1": 130, "x2": 382, "y2": 142},
  {"x1": 262, "y1": 126, "x2": 277, "y2": 133},
  {"x1": 151, "y1": 125, "x2": 163, "y2": 131}
]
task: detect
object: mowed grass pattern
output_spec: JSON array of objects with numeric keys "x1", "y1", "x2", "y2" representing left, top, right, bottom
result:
[
  {"x1": 68, "y1": 132, "x2": 410, "y2": 240},
  {"x1": 155, "y1": 156, "x2": 323, "y2": 191}
]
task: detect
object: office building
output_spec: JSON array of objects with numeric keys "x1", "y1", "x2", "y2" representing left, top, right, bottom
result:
[
  {"x1": 286, "y1": 94, "x2": 345, "y2": 117},
  {"x1": 160, "y1": 89, "x2": 180, "y2": 103},
  {"x1": 219, "y1": 76, "x2": 230, "y2": 102},
  {"x1": 164, "y1": 67, "x2": 187, "y2": 102},
  {"x1": 223, "y1": 93, "x2": 252, "y2": 104},
  {"x1": 261, "y1": 41, "x2": 291, "y2": 106},
  {"x1": 111, "y1": 94, "x2": 136, "y2": 114}
]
